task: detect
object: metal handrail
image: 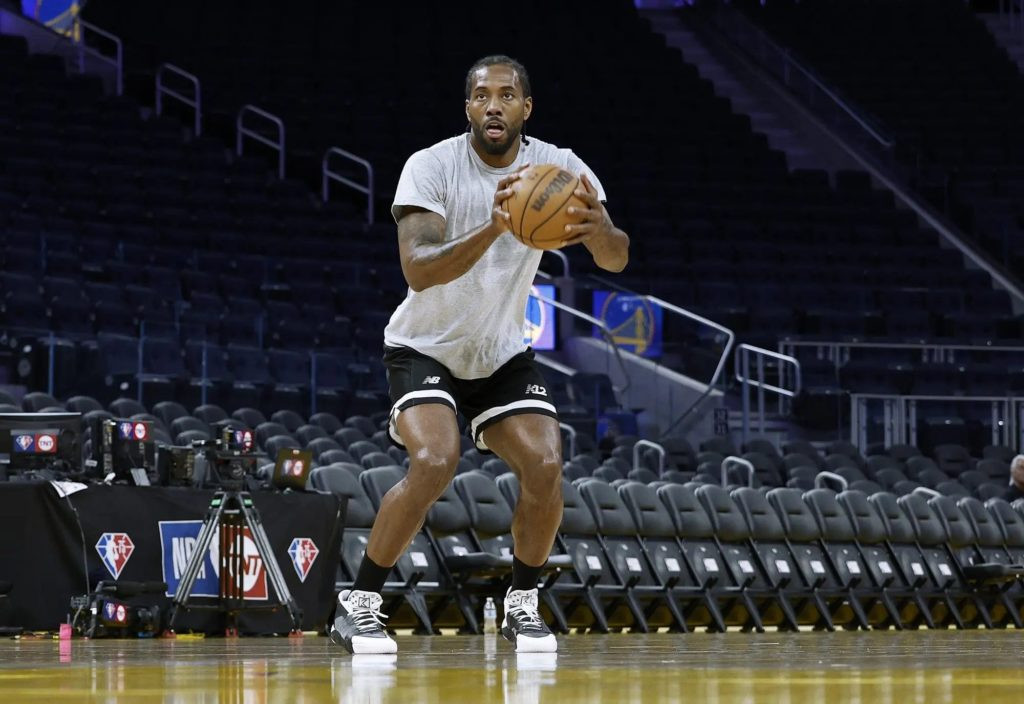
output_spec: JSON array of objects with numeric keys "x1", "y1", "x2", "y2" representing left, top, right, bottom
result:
[
  {"x1": 72, "y1": 18, "x2": 122, "y2": 95},
  {"x1": 633, "y1": 440, "x2": 665, "y2": 473},
  {"x1": 654, "y1": 296, "x2": 736, "y2": 391},
  {"x1": 734, "y1": 344, "x2": 802, "y2": 397},
  {"x1": 528, "y1": 292, "x2": 631, "y2": 393},
  {"x1": 735, "y1": 343, "x2": 801, "y2": 443},
  {"x1": 237, "y1": 105, "x2": 285, "y2": 179},
  {"x1": 156, "y1": 63, "x2": 201, "y2": 136},
  {"x1": 814, "y1": 471, "x2": 848, "y2": 490},
  {"x1": 559, "y1": 422, "x2": 577, "y2": 459},
  {"x1": 721, "y1": 456, "x2": 755, "y2": 488},
  {"x1": 849, "y1": 392, "x2": 1017, "y2": 451},
  {"x1": 707, "y1": 5, "x2": 892, "y2": 149},
  {"x1": 322, "y1": 147, "x2": 374, "y2": 225},
  {"x1": 584, "y1": 273, "x2": 735, "y2": 436},
  {"x1": 781, "y1": 338, "x2": 1024, "y2": 358},
  {"x1": 655, "y1": 295, "x2": 736, "y2": 436}
]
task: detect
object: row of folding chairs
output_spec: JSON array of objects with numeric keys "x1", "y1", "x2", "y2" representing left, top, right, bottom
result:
[{"x1": 309, "y1": 464, "x2": 1024, "y2": 634}]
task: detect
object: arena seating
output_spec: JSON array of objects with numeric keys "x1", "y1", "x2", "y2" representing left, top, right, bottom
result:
[
  {"x1": 77, "y1": 0, "x2": 1015, "y2": 355},
  {"x1": 1, "y1": 1, "x2": 1018, "y2": 444},
  {"x1": 2, "y1": 379, "x2": 1022, "y2": 631},
  {"x1": 736, "y1": 0, "x2": 1024, "y2": 280},
  {"x1": 3, "y1": 0, "x2": 1024, "y2": 638}
]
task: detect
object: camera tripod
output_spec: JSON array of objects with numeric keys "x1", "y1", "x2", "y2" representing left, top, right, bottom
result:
[{"x1": 167, "y1": 489, "x2": 303, "y2": 635}]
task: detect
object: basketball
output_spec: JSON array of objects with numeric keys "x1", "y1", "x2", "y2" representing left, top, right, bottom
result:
[{"x1": 504, "y1": 164, "x2": 587, "y2": 249}]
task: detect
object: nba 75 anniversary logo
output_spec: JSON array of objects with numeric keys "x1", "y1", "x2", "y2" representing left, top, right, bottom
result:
[
  {"x1": 96, "y1": 533, "x2": 135, "y2": 579},
  {"x1": 287, "y1": 538, "x2": 319, "y2": 583}
]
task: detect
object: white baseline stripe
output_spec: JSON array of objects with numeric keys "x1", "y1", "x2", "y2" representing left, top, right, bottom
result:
[{"x1": 469, "y1": 399, "x2": 558, "y2": 439}]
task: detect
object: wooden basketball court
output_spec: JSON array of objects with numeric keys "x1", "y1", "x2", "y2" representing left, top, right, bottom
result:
[{"x1": 0, "y1": 631, "x2": 1021, "y2": 702}]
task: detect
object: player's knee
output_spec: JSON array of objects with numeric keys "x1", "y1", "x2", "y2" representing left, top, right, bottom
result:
[
  {"x1": 520, "y1": 452, "x2": 562, "y2": 500},
  {"x1": 406, "y1": 449, "x2": 458, "y2": 499}
]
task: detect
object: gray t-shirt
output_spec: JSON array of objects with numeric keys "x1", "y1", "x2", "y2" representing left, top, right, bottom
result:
[{"x1": 385, "y1": 133, "x2": 606, "y2": 380}]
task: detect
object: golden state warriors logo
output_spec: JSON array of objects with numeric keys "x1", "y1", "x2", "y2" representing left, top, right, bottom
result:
[
  {"x1": 523, "y1": 284, "x2": 556, "y2": 350},
  {"x1": 595, "y1": 292, "x2": 662, "y2": 357},
  {"x1": 25, "y1": 1, "x2": 83, "y2": 38},
  {"x1": 524, "y1": 286, "x2": 547, "y2": 345}
]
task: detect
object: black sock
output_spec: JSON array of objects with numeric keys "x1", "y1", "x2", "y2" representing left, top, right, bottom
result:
[
  {"x1": 510, "y1": 555, "x2": 543, "y2": 593},
  {"x1": 352, "y1": 554, "x2": 392, "y2": 595}
]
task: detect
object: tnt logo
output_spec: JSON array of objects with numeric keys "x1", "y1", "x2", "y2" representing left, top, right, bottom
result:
[
  {"x1": 219, "y1": 530, "x2": 268, "y2": 599},
  {"x1": 133, "y1": 423, "x2": 148, "y2": 441},
  {"x1": 283, "y1": 459, "x2": 305, "y2": 477},
  {"x1": 287, "y1": 538, "x2": 319, "y2": 583},
  {"x1": 13, "y1": 434, "x2": 34, "y2": 452},
  {"x1": 158, "y1": 521, "x2": 268, "y2": 600},
  {"x1": 96, "y1": 533, "x2": 135, "y2": 579},
  {"x1": 36, "y1": 434, "x2": 56, "y2": 453}
]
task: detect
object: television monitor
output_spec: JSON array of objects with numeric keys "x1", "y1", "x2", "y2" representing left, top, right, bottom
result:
[
  {"x1": 222, "y1": 427, "x2": 254, "y2": 453},
  {"x1": 525, "y1": 284, "x2": 557, "y2": 351},
  {"x1": 92, "y1": 418, "x2": 156, "y2": 482},
  {"x1": 0, "y1": 412, "x2": 83, "y2": 475},
  {"x1": 272, "y1": 448, "x2": 313, "y2": 491},
  {"x1": 156, "y1": 445, "x2": 196, "y2": 487}
]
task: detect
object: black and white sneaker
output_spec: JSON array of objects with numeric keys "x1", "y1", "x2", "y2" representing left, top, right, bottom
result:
[
  {"x1": 329, "y1": 590, "x2": 397, "y2": 654},
  {"x1": 501, "y1": 588, "x2": 557, "y2": 653}
]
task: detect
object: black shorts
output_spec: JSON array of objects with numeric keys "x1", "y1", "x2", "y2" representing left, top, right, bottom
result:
[{"x1": 382, "y1": 345, "x2": 558, "y2": 452}]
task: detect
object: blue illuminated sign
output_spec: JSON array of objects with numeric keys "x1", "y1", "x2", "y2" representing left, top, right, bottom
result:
[{"x1": 592, "y1": 291, "x2": 662, "y2": 358}]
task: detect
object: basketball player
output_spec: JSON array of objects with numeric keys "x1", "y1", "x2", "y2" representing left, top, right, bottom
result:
[{"x1": 330, "y1": 55, "x2": 629, "y2": 654}]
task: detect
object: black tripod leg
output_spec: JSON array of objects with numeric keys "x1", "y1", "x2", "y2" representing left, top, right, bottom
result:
[
  {"x1": 241, "y1": 497, "x2": 303, "y2": 630},
  {"x1": 168, "y1": 495, "x2": 228, "y2": 630}
]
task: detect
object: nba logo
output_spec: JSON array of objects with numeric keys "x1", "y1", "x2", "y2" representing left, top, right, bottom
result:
[
  {"x1": 95, "y1": 533, "x2": 135, "y2": 579},
  {"x1": 118, "y1": 422, "x2": 133, "y2": 439},
  {"x1": 287, "y1": 538, "x2": 319, "y2": 583},
  {"x1": 13, "y1": 434, "x2": 34, "y2": 452}
]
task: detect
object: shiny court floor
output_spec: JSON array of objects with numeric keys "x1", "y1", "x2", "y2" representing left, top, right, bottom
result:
[{"x1": 0, "y1": 631, "x2": 1023, "y2": 703}]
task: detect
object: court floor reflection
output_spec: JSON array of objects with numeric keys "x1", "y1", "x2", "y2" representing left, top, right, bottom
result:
[{"x1": 0, "y1": 631, "x2": 1022, "y2": 703}]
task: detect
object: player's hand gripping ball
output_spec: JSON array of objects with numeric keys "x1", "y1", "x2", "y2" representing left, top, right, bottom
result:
[{"x1": 503, "y1": 164, "x2": 587, "y2": 250}]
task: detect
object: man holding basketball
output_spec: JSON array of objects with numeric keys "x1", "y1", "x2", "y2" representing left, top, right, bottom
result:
[{"x1": 331, "y1": 55, "x2": 628, "y2": 654}]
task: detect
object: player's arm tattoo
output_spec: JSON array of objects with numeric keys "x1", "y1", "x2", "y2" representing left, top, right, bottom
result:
[
  {"x1": 396, "y1": 207, "x2": 503, "y2": 291},
  {"x1": 399, "y1": 209, "x2": 450, "y2": 262}
]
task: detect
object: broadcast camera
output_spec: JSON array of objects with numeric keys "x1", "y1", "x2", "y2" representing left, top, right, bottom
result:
[{"x1": 68, "y1": 580, "x2": 167, "y2": 638}]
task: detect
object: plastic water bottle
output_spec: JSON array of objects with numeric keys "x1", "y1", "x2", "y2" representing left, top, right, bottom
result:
[{"x1": 483, "y1": 597, "x2": 498, "y2": 634}]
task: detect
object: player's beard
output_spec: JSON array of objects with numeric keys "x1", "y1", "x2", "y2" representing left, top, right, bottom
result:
[{"x1": 471, "y1": 119, "x2": 522, "y2": 155}]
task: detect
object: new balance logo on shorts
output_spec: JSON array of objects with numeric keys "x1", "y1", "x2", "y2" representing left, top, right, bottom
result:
[
  {"x1": 422, "y1": 376, "x2": 441, "y2": 385},
  {"x1": 525, "y1": 384, "x2": 547, "y2": 396}
]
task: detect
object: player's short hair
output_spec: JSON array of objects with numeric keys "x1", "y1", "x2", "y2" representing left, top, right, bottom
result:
[{"x1": 465, "y1": 55, "x2": 532, "y2": 100}]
